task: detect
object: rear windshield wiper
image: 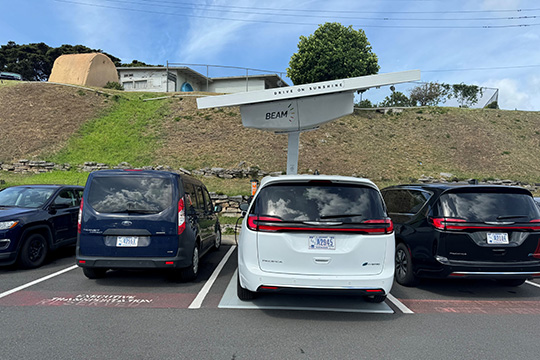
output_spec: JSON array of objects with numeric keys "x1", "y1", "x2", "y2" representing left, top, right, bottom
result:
[
  {"x1": 320, "y1": 213, "x2": 363, "y2": 219},
  {"x1": 107, "y1": 209, "x2": 158, "y2": 214},
  {"x1": 496, "y1": 215, "x2": 529, "y2": 220}
]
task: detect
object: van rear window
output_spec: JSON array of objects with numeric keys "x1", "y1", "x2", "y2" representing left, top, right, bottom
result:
[
  {"x1": 438, "y1": 191, "x2": 540, "y2": 222},
  {"x1": 87, "y1": 177, "x2": 173, "y2": 213},
  {"x1": 252, "y1": 183, "x2": 385, "y2": 222}
]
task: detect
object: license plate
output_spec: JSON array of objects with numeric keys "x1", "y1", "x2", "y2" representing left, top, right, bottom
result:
[
  {"x1": 309, "y1": 236, "x2": 335, "y2": 250},
  {"x1": 116, "y1": 236, "x2": 139, "y2": 247},
  {"x1": 487, "y1": 233, "x2": 509, "y2": 245}
]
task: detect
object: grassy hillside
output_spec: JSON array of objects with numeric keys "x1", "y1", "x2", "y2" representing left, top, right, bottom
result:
[{"x1": 1, "y1": 82, "x2": 540, "y2": 194}]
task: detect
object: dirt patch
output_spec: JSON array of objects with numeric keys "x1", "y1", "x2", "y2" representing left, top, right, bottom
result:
[{"x1": 0, "y1": 83, "x2": 110, "y2": 162}]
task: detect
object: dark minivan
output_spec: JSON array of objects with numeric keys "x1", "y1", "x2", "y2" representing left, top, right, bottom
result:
[
  {"x1": 382, "y1": 183, "x2": 540, "y2": 286},
  {"x1": 77, "y1": 170, "x2": 221, "y2": 280}
]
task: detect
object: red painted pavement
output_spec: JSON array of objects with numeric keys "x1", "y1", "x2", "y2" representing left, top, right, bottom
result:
[{"x1": 400, "y1": 299, "x2": 540, "y2": 314}]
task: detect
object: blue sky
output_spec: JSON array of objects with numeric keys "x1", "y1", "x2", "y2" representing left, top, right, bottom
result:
[{"x1": 2, "y1": 0, "x2": 540, "y2": 110}]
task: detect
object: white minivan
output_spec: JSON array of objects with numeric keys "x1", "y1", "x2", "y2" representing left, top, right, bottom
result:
[{"x1": 237, "y1": 175, "x2": 395, "y2": 303}]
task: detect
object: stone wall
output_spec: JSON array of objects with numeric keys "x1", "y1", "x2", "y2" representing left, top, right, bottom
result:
[{"x1": 0, "y1": 160, "x2": 283, "y2": 178}]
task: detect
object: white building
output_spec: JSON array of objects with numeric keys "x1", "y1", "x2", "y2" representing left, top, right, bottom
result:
[{"x1": 117, "y1": 66, "x2": 288, "y2": 93}]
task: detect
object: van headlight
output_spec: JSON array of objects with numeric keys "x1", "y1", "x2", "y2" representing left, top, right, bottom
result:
[{"x1": 0, "y1": 221, "x2": 19, "y2": 230}]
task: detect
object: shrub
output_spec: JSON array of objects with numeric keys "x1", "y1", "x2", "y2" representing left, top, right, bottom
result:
[
  {"x1": 485, "y1": 101, "x2": 499, "y2": 109},
  {"x1": 104, "y1": 81, "x2": 124, "y2": 91}
]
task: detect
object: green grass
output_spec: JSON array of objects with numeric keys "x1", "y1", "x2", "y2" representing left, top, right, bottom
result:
[
  {"x1": 50, "y1": 96, "x2": 170, "y2": 167},
  {"x1": 0, "y1": 171, "x2": 89, "y2": 189},
  {"x1": 218, "y1": 215, "x2": 243, "y2": 225}
]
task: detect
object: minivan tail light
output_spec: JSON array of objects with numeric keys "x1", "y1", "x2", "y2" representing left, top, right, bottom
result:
[
  {"x1": 430, "y1": 217, "x2": 540, "y2": 231},
  {"x1": 78, "y1": 197, "x2": 83, "y2": 234},
  {"x1": 247, "y1": 215, "x2": 393, "y2": 234},
  {"x1": 362, "y1": 219, "x2": 394, "y2": 234},
  {"x1": 247, "y1": 215, "x2": 282, "y2": 231},
  {"x1": 429, "y1": 217, "x2": 466, "y2": 230},
  {"x1": 178, "y1": 198, "x2": 186, "y2": 234}
]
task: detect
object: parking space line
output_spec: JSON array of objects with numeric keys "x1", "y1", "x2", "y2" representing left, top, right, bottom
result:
[
  {"x1": 387, "y1": 293, "x2": 414, "y2": 314},
  {"x1": 525, "y1": 280, "x2": 540, "y2": 289},
  {"x1": 0, "y1": 265, "x2": 78, "y2": 300},
  {"x1": 189, "y1": 245, "x2": 236, "y2": 309}
]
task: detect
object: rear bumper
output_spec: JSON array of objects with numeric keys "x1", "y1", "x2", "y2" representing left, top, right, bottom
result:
[
  {"x1": 417, "y1": 260, "x2": 540, "y2": 279},
  {"x1": 238, "y1": 262, "x2": 395, "y2": 295},
  {"x1": 76, "y1": 255, "x2": 191, "y2": 269}
]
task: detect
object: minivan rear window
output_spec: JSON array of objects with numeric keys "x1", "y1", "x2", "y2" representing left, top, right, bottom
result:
[
  {"x1": 87, "y1": 176, "x2": 173, "y2": 213},
  {"x1": 252, "y1": 183, "x2": 385, "y2": 222},
  {"x1": 438, "y1": 191, "x2": 540, "y2": 222}
]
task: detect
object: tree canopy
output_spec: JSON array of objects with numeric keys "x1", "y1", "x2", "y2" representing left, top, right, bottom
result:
[
  {"x1": 287, "y1": 22, "x2": 379, "y2": 85},
  {"x1": 379, "y1": 91, "x2": 412, "y2": 107},
  {"x1": 0, "y1": 41, "x2": 121, "y2": 81}
]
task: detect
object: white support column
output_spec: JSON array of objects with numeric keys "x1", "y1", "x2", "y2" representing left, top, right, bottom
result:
[{"x1": 287, "y1": 132, "x2": 300, "y2": 175}]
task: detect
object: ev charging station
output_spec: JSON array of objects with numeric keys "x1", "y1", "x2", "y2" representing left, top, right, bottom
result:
[{"x1": 197, "y1": 70, "x2": 421, "y2": 175}]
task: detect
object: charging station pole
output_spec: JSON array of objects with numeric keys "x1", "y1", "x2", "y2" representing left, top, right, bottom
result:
[{"x1": 287, "y1": 132, "x2": 300, "y2": 175}]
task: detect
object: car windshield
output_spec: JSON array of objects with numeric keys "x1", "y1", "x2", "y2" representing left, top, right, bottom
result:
[
  {"x1": 252, "y1": 182, "x2": 385, "y2": 222},
  {"x1": 87, "y1": 176, "x2": 173, "y2": 214},
  {"x1": 0, "y1": 187, "x2": 56, "y2": 208},
  {"x1": 438, "y1": 191, "x2": 540, "y2": 222}
]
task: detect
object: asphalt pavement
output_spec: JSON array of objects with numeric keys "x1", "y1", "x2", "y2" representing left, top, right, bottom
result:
[{"x1": 1, "y1": 238, "x2": 539, "y2": 360}]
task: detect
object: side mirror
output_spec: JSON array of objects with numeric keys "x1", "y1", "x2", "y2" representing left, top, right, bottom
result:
[
  {"x1": 239, "y1": 203, "x2": 249, "y2": 217},
  {"x1": 214, "y1": 205, "x2": 222, "y2": 213},
  {"x1": 50, "y1": 203, "x2": 70, "y2": 210},
  {"x1": 239, "y1": 203, "x2": 249, "y2": 211}
]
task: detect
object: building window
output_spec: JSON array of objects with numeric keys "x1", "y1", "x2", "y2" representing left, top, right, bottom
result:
[{"x1": 134, "y1": 80, "x2": 147, "y2": 89}]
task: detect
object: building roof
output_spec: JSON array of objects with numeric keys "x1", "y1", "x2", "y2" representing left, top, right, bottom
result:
[
  {"x1": 116, "y1": 67, "x2": 289, "y2": 87},
  {"x1": 117, "y1": 66, "x2": 211, "y2": 82},
  {"x1": 210, "y1": 74, "x2": 288, "y2": 87}
]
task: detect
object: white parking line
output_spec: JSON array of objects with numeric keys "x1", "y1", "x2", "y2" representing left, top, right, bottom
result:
[
  {"x1": 0, "y1": 265, "x2": 78, "y2": 299},
  {"x1": 386, "y1": 293, "x2": 414, "y2": 314},
  {"x1": 525, "y1": 280, "x2": 540, "y2": 289},
  {"x1": 189, "y1": 245, "x2": 236, "y2": 309}
]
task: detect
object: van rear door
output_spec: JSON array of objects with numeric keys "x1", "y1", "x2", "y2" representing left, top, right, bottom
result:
[
  {"x1": 434, "y1": 188, "x2": 540, "y2": 263},
  {"x1": 250, "y1": 181, "x2": 391, "y2": 276},
  {"x1": 79, "y1": 173, "x2": 179, "y2": 257}
]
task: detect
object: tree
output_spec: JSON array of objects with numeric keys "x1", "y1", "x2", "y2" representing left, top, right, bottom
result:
[
  {"x1": 379, "y1": 91, "x2": 411, "y2": 107},
  {"x1": 287, "y1": 22, "x2": 379, "y2": 85},
  {"x1": 0, "y1": 41, "x2": 121, "y2": 81},
  {"x1": 356, "y1": 99, "x2": 374, "y2": 108},
  {"x1": 409, "y1": 82, "x2": 450, "y2": 106},
  {"x1": 451, "y1": 83, "x2": 483, "y2": 107}
]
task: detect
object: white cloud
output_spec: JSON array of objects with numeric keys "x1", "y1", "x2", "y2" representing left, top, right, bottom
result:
[{"x1": 481, "y1": 77, "x2": 538, "y2": 111}]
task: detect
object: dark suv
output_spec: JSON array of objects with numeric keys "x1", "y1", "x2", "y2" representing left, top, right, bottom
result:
[
  {"x1": 0, "y1": 185, "x2": 84, "y2": 268},
  {"x1": 381, "y1": 184, "x2": 540, "y2": 286},
  {"x1": 77, "y1": 170, "x2": 221, "y2": 280}
]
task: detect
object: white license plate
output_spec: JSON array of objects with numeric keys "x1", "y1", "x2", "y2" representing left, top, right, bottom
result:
[
  {"x1": 116, "y1": 236, "x2": 139, "y2": 247},
  {"x1": 309, "y1": 236, "x2": 335, "y2": 250},
  {"x1": 487, "y1": 233, "x2": 509, "y2": 245}
]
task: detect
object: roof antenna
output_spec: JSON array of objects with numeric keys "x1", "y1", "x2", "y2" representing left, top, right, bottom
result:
[{"x1": 314, "y1": 170, "x2": 320, "y2": 175}]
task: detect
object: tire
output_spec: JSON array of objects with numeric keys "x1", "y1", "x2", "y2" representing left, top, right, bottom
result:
[
  {"x1": 363, "y1": 294, "x2": 387, "y2": 303},
  {"x1": 395, "y1": 242, "x2": 419, "y2": 287},
  {"x1": 213, "y1": 229, "x2": 222, "y2": 251},
  {"x1": 237, "y1": 273, "x2": 256, "y2": 301},
  {"x1": 19, "y1": 233, "x2": 48, "y2": 269},
  {"x1": 83, "y1": 267, "x2": 107, "y2": 279},
  {"x1": 180, "y1": 243, "x2": 199, "y2": 281},
  {"x1": 497, "y1": 279, "x2": 526, "y2": 287}
]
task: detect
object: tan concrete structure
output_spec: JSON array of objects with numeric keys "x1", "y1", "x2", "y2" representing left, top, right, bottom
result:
[{"x1": 49, "y1": 53, "x2": 118, "y2": 87}]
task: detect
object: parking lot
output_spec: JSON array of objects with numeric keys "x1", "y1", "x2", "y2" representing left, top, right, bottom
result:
[{"x1": 1, "y1": 240, "x2": 540, "y2": 359}]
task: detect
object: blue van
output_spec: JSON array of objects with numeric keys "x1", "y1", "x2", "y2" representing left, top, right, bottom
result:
[{"x1": 76, "y1": 170, "x2": 221, "y2": 280}]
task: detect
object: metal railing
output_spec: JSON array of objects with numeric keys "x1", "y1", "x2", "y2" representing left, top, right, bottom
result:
[{"x1": 166, "y1": 61, "x2": 286, "y2": 92}]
